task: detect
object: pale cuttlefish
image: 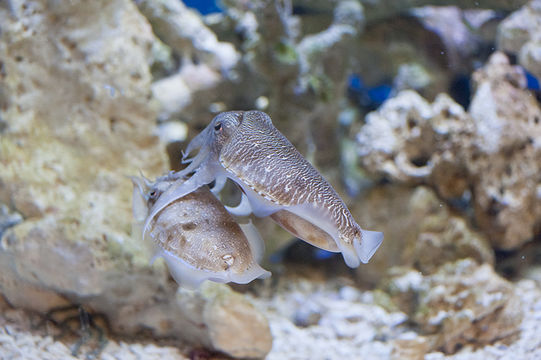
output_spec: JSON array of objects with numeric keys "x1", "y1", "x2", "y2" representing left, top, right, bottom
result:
[
  {"x1": 145, "y1": 111, "x2": 383, "y2": 268},
  {"x1": 132, "y1": 175, "x2": 270, "y2": 288}
]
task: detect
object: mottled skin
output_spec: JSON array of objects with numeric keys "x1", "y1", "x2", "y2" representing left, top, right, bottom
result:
[
  {"x1": 132, "y1": 176, "x2": 269, "y2": 287},
  {"x1": 149, "y1": 187, "x2": 252, "y2": 272},
  {"x1": 219, "y1": 111, "x2": 361, "y2": 247},
  {"x1": 172, "y1": 111, "x2": 382, "y2": 267}
]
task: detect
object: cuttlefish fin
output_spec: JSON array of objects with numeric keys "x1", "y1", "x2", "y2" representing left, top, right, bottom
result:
[
  {"x1": 221, "y1": 264, "x2": 271, "y2": 284},
  {"x1": 225, "y1": 192, "x2": 253, "y2": 217},
  {"x1": 337, "y1": 243, "x2": 361, "y2": 268},
  {"x1": 159, "y1": 249, "x2": 212, "y2": 289},
  {"x1": 355, "y1": 230, "x2": 383, "y2": 264}
]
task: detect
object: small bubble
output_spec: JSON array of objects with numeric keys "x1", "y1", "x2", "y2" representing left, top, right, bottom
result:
[{"x1": 521, "y1": 255, "x2": 526, "y2": 260}]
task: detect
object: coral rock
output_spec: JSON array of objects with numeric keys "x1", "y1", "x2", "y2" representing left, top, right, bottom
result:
[
  {"x1": 357, "y1": 52, "x2": 541, "y2": 249},
  {"x1": 0, "y1": 2, "x2": 271, "y2": 354},
  {"x1": 497, "y1": 0, "x2": 541, "y2": 79},
  {"x1": 383, "y1": 259, "x2": 523, "y2": 354},
  {"x1": 352, "y1": 185, "x2": 493, "y2": 284}
]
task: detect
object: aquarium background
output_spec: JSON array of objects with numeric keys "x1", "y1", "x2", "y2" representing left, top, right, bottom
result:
[{"x1": 1, "y1": 0, "x2": 540, "y2": 359}]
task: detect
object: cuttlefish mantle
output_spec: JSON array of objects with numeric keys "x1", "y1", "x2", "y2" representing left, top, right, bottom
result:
[
  {"x1": 150, "y1": 110, "x2": 383, "y2": 268},
  {"x1": 132, "y1": 175, "x2": 270, "y2": 288}
]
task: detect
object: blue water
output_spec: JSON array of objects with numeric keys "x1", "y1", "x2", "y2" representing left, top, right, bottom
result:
[{"x1": 182, "y1": 0, "x2": 222, "y2": 15}]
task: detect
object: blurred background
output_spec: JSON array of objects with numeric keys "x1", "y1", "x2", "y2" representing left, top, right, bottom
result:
[{"x1": 0, "y1": 0, "x2": 540, "y2": 359}]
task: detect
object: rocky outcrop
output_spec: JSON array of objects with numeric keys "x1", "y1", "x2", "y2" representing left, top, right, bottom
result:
[
  {"x1": 0, "y1": 1, "x2": 271, "y2": 357},
  {"x1": 357, "y1": 52, "x2": 541, "y2": 249},
  {"x1": 498, "y1": 0, "x2": 541, "y2": 79},
  {"x1": 382, "y1": 259, "x2": 523, "y2": 353},
  {"x1": 351, "y1": 186, "x2": 493, "y2": 285}
]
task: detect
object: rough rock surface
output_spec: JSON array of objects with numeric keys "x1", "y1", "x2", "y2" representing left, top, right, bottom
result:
[
  {"x1": 172, "y1": 0, "x2": 368, "y2": 170},
  {"x1": 292, "y1": 0, "x2": 528, "y2": 24},
  {"x1": 357, "y1": 52, "x2": 541, "y2": 249},
  {"x1": 497, "y1": 0, "x2": 541, "y2": 79},
  {"x1": 250, "y1": 278, "x2": 409, "y2": 360},
  {"x1": 136, "y1": 0, "x2": 240, "y2": 121},
  {"x1": 177, "y1": 283, "x2": 272, "y2": 359},
  {"x1": 2, "y1": 273, "x2": 541, "y2": 360},
  {"x1": 0, "y1": 1, "x2": 271, "y2": 357},
  {"x1": 350, "y1": 185, "x2": 493, "y2": 284},
  {"x1": 0, "y1": 0, "x2": 168, "y2": 317},
  {"x1": 381, "y1": 259, "x2": 523, "y2": 354}
]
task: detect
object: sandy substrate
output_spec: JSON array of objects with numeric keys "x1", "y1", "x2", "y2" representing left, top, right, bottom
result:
[{"x1": 1, "y1": 277, "x2": 540, "y2": 360}]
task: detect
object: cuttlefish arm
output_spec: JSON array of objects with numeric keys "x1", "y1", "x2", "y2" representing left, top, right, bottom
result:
[
  {"x1": 131, "y1": 176, "x2": 150, "y2": 223},
  {"x1": 143, "y1": 120, "x2": 225, "y2": 224}
]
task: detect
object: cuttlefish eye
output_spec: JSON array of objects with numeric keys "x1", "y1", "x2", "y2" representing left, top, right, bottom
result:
[
  {"x1": 214, "y1": 122, "x2": 222, "y2": 131},
  {"x1": 149, "y1": 190, "x2": 158, "y2": 199}
]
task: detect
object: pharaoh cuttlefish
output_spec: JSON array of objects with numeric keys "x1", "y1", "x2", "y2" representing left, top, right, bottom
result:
[
  {"x1": 132, "y1": 175, "x2": 270, "y2": 288},
  {"x1": 143, "y1": 111, "x2": 383, "y2": 270}
]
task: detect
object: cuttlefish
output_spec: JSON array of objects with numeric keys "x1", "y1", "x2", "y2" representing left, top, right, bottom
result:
[
  {"x1": 132, "y1": 175, "x2": 270, "y2": 288},
  {"x1": 144, "y1": 111, "x2": 383, "y2": 268}
]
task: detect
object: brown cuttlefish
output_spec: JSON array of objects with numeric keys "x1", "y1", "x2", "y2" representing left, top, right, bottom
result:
[
  {"x1": 144, "y1": 111, "x2": 383, "y2": 268},
  {"x1": 132, "y1": 175, "x2": 270, "y2": 288}
]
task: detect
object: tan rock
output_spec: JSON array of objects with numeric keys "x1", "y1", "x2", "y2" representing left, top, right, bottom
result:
[
  {"x1": 383, "y1": 259, "x2": 523, "y2": 354},
  {"x1": 468, "y1": 52, "x2": 541, "y2": 249},
  {"x1": 178, "y1": 282, "x2": 272, "y2": 359},
  {"x1": 0, "y1": 0, "x2": 173, "y2": 333},
  {"x1": 0, "y1": 2, "x2": 272, "y2": 356},
  {"x1": 357, "y1": 52, "x2": 541, "y2": 250},
  {"x1": 497, "y1": 0, "x2": 541, "y2": 79},
  {"x1": 352, "y1": 186, "x2": 493, "y2": 284},
  {"x1": 392, "y1": 336, "x2": 429, "y2": 360}
]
